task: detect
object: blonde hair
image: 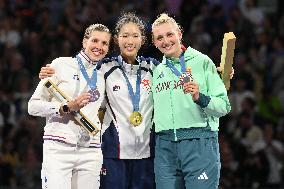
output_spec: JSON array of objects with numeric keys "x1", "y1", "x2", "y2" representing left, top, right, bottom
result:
[
  {"x1": 83, "y1": 24, "x2": 111, "y2": 40},
  {"x1": 152, "y1": 13, "x2": 182, "y2": 32}
]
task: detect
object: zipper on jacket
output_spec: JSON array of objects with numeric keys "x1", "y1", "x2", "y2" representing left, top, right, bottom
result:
[{"x1": 169, "y1": 71, "x2": 177, "y2": 141}]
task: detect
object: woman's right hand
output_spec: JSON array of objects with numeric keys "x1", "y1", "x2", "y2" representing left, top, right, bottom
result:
[
  {"x1": 39, "y1": 64, "x2": 55, "y2": 79},
  {"x1": 68, "y1": 92, "x2": 91, "y2": 112}
]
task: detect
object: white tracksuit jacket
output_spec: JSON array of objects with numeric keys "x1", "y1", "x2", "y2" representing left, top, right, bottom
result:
[
  {"x1": 99, "y1": 56, "x2": 157, "y2": 159},
  {"x1": 28, "y1": 52, "x2": 105, "y2": 147}
]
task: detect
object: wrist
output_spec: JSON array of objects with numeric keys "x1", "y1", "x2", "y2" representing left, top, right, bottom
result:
[
  {"x1": 67, "y1": 100, "x2": 76, "y2": 112},
  {"x1": 193, "y1": 93, "x2": 200, "y2": 101},
  {"x1": 60, "y1": 102, "x2": 70, "y2": 115},
  {"x1": 194, "y1": 92, "x2": 211, "y2": 108}
]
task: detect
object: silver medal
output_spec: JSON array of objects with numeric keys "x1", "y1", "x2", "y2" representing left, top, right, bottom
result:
[{"x1": 89, "y1": 88, "x2": 100, "y2": 102}]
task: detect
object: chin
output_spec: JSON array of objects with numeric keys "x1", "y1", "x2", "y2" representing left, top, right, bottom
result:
[
  {"x1": 92, "y1": 56, "x2": 103, "y2": 62},
  {"x1": 164, "y1": 52, "x2": 174, "y2": 57},
  {"x1": 124, "y1": 52, "x2": 137, "y2": 58},
  {"x1": 162, "y1": 48, "x2": 172, "y2": 55}
]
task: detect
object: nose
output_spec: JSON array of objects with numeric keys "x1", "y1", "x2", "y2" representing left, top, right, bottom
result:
[
  {"x1": 95, "y1": 42, "x2": 103, "y2": 50},
  {"x1": 163, "y1": 37, "x2": 170, "y2": 44},
  {"x1": 126, "y1": 36, "x2": 134, "y2": 45}
]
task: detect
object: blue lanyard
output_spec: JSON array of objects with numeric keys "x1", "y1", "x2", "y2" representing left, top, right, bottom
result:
[
  {"x1": 165, "y1": 53, "x2": 185, "y2": 77},
  {"x1": 117, "y1": 56, "x2": 142, "y2": 112},
  {"x1": 76, "y1": 55, "x2": 97, "y2": 90}
]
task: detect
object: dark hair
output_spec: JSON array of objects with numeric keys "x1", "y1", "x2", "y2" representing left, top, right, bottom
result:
[{"x1": 115, "y1": 12, "x2": 146, "y2": 37}]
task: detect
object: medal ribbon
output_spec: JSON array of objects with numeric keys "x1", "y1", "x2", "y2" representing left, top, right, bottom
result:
[
  {"x1": 165, "y1": 53, "x2": 185, "y2": 77},
  {"x1": 117, "y1": 56, "x2": 142, "y2": 112},
  {"x1": 76, "y1": 55, "x2": 97, "y2": 90}
]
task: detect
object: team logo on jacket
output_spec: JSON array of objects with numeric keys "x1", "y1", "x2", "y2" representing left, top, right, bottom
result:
[
  {"x1": 157, "y1": 72, "x2": 164, "y2": 79},
  {"x1": 141, "y1": 79, "x2": 151, "y2": 93},
  {"x1": 113, "y1": 85, "x2": 121, "y2": 91},
  {"x1": 100, "y1": 168, "x2": 107, "y2": 175},
  {"x1": 73, "y1": 74, "x2": 79, "y2": 80}
]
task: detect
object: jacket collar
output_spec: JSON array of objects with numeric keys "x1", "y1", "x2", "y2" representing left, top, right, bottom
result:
[
  {"x1": 77, "y1": 50, "x2": 97, "y2": 66},
  {"x1": 162, "y1": 46, "x2": 200, "y2": 65}
]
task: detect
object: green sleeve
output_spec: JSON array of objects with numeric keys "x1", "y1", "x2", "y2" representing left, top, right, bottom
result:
[{"x1": 199, "y1": 59, "x2": 231, "y2": 118}]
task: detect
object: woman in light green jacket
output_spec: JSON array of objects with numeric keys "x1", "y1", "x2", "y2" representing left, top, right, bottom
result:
[{"x1": 151, "y1": 13, "x2": 231, "y2": 189}]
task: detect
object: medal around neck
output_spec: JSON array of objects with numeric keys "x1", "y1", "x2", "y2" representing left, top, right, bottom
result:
[
  {"x1": 129, "y1": 111, "x2": 143, "y2": 126},
  {"x1": 181, "y1": 67, "x2": 193, "y2": 83},
  {"x1": 89, "y1": 88, "x2": 100, "y2": 102},
  {"x1": 183, "y1": 75, "x2": 191, "y2": 83},
  {"x1": 76, "y1": 55, "x2": 100, "y2": 102},
  {"x1": 118, "y1": 56, "x2": 143, "y2": 127},
  {"x1": 166, "y1": 53, "x2": 186, "y2": 79}
]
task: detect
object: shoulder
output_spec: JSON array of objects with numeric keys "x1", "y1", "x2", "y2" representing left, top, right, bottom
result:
[
  {"x1": 51, "y1": 57, "x2": 74, "y2": 64},
  {"x1": 138, "y1": 56, "x2": 150, "y2": 67},
  {"x1": 97, "y1": 56, "x2": 119, "y2": 70},
  {"x1": 139, "y1": 56, "x2": 160, "y2": 72},
  {"x1": 185, "y1": 47, "x2": 215, "y2": 68},
  {"x1": 142, "y1": 56, "x2": 160, "y2": 66},
  {"x1": 138, "y1": 56, "x2": 162, "y2": 75},
  {"x1": 185, "y1": 46, "x2": 211, "y2": 61},
  {"x1": 50, "y1": 57, "x2": 74, "y2": 68}
]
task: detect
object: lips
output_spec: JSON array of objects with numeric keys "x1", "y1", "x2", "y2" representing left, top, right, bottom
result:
[
  {"x1": 163, "y1": 44, "x2": 173, "y2": 51},
  {"x1": 125, "y1": 46, "x2": 135, "y2": 51},
  {"x1": 92, "y1": 48, "x2": 102, "y2": 56}
]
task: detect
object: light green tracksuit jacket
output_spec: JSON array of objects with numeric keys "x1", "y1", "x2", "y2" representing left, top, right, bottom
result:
[{"x1": 152, "y1": 46, "x2": 231, "y2": 133}]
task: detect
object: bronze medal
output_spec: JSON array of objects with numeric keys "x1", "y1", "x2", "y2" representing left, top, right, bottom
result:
[{"x1": 129, "y1": 112, "x2": 143, "y2": 126}]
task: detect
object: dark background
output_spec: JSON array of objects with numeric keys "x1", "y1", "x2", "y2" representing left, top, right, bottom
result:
[{"x1": 0, "y1": 0, "x2": 284, "y2": 188}]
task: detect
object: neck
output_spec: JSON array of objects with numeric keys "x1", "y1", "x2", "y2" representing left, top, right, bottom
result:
[
  {"x1": 81, "y1": 50, "x2": 97, "y2": 64},
  {"x1": 122, "y1": 55, "x2": 136, "y2": 65},
  {"x1": 81, "y1": 50, "x2": 91, "y2": 62},
  {"x1": 166, "y1": 49, "x2": 182, "y2": 59}
]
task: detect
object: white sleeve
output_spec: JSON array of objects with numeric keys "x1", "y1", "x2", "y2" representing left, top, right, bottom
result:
[{"x1": 28, "y1": 78, "x2": 63, "y2": 118}]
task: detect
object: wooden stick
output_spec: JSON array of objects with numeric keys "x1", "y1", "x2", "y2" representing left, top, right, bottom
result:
[{"x1": 220, "y1": 32, "x2": 236, "y2": 90}]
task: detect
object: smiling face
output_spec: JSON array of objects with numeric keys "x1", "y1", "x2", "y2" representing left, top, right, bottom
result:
[
  {"x1": 116, "y1": 22, "x2": 144, "y2": 63},
  {"x1": 152, "y1": 22, "x2": 182, "y2": 58},
  {"x1": 83, "y1": 30, "x2": 111, "y2": 61}
]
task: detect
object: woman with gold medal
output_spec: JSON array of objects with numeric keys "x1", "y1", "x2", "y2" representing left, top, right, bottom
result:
[
  {"x1": 39, "y1": 13, "x2": 158, "y2": 188},
  {"x1": 97, "y1": 13, "x2": 158, "y2": 188}
]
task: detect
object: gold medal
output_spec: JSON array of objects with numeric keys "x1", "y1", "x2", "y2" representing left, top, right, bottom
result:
[{"x1": 129, "y1": 112, "x2": 143, "y2": 126}]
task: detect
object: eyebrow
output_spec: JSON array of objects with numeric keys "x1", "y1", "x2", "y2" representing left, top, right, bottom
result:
[
  {"x1": 166, "y1": 31, "x2": 174, "y2": 34},
  {"x1": 120, "y1": 32, "x2": 140, "y2": 35}
]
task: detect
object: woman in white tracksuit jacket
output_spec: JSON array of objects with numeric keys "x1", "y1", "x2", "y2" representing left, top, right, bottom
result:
[{"x1": 28, "y1": 24, "x2": 111, "y2": 189}]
